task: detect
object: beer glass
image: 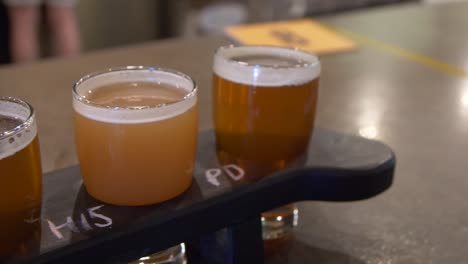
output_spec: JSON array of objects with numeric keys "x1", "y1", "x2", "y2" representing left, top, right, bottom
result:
[
  {"x1": 212, "y1": 46, "x2": 320, "y2": 249},
  {"x1": 73, "y1": 67, "x2": 198, "y2": 206},
  {"x1": 130, "y1": 243, "x2": 186, "y2": 264},
  {"x1": 0, "y1": 97, "x2": 42, "y2": 259}
]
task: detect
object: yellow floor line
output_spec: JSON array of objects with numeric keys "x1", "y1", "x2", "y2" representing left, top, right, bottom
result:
[{"x1": 335, "y1": 28, "x2": 468, "y2": 78}]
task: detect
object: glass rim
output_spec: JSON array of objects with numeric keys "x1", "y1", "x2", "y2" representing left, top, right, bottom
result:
[
  {"x1": 0, "y1": 96, "x2": 35, "y2": 140},
  {"x1": 214, "y1": 45, "x2": 320, "y2": 69},
  {"x1": 72, "y1": 66, "x2": 198, "y2": 110}
]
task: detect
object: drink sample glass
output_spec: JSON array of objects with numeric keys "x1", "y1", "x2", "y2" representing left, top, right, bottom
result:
[
  {"x1": 212, "y1": 46, "x2": 320, "y2": 249},
  {"x1": 0, "y1": 97, "x2": 42, "y2": 259},
  {"x1": 73, "y1": 67, "x2": 198, "y2": 206}
]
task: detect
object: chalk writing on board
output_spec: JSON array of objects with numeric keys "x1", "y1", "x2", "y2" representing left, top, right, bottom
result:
[
  {"x1": 47, "y1": 205, "x2": 112, "y2": 240},
  {"x1": 222, "y1": 164, "x2": 244, "y2": 181},
  {"x1": 47, "y1": 217, "x2": 78, "y2": 240},
  {"x1": 205, "y1": 164, "x2": 245, "y2": 186},
  {"x1": 206, "y1": 169, "x2": 222, "y2": 186},
  {"x1": 24, "y1": 207, "x2": 40, "y2": 224}
]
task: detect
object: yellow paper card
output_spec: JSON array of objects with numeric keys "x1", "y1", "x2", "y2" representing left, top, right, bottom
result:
[{"x1": 225, "y1": 19, "x2": 356, "y2": 55}]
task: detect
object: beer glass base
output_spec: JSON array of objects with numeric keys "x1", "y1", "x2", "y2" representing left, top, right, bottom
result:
[
  {"x1": 262, "y1": 204, "x2": 298, "y2": 255},
  {"x1": 263, "y1": 232, "x2": 294, "y2": 257},
  {"x1": 130, "y1": 243, "x2": 186, "y2": 264}
]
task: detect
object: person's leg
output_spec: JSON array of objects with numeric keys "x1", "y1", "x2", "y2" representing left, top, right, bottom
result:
[
  {"x1": 0, "y1": 2, "x2": 10, "y2": 63},
  {"x1": 4, "y1": 0, "x2": 40, "y2": 63},
  {"x1": 45, "y1": 0, "x2": 80, "y2": 57}
]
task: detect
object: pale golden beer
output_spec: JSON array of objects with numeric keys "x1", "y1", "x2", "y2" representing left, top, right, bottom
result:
[
  {"x1": 73, "y1": 67, "x2": 198, "y2": 206},
  {"x1": 0, "y1": 97, "x2": 42, "y2": 258},
  {"x1": 212, "y1": 46, "x2": 320, "y2": 253},
  {"x1": 213, "y1": 46, "x2": 320, "y2": 180}
]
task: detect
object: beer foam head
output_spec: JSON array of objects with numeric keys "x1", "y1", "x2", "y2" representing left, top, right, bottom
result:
[
  {"x1": 73, "y1": 67, "x2": 197, "y2": 124},
  {"x1": 0, "y1": 98, "x2": 37, "y2": 160},
  {"x1": 214, "y1": 46, "x2": 321, "y2": 87}
]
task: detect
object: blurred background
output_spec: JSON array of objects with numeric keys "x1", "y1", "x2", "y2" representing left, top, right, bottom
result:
[{"x1": 0, "y1": 0, "x2": 459, "y2": 64}]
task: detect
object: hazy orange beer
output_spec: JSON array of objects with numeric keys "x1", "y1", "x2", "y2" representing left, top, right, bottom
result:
[
  {"x1": 73, "y1": 67, "x2": 198, "y2": 206},
  {"x1": 0, "y1": 97, "x2": 42, "y2": 258}
]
